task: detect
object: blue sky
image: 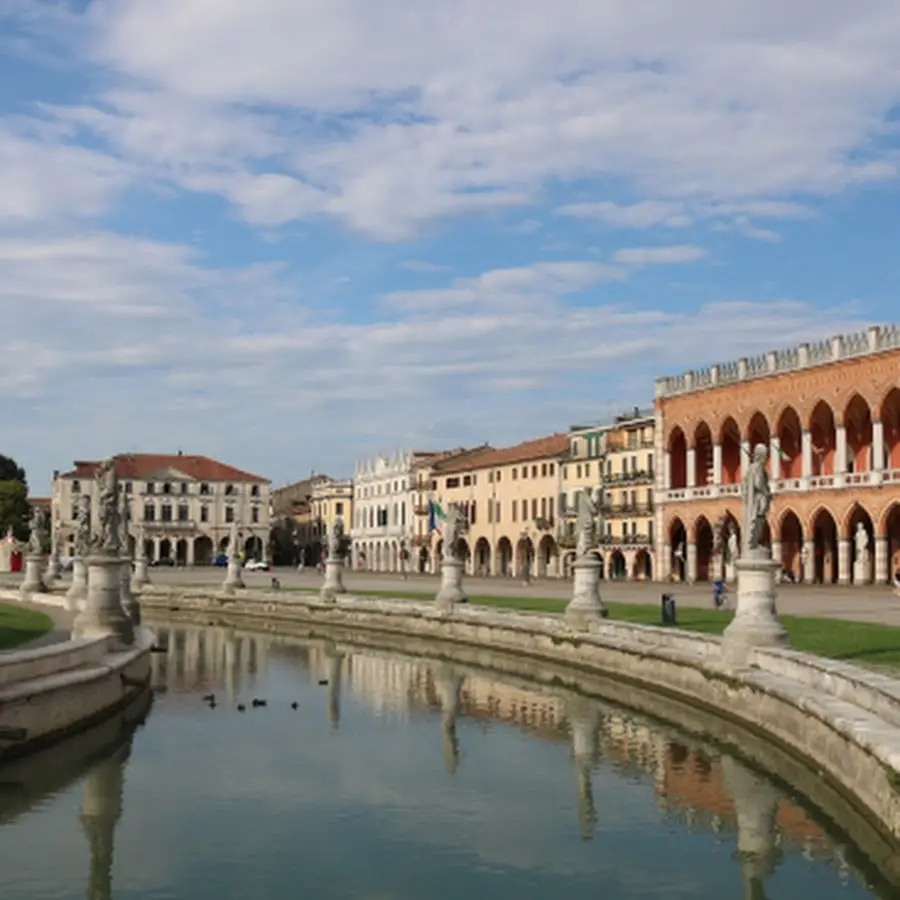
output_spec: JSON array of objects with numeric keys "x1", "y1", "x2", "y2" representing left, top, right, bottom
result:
[{"x1": 2, "y1": 0, "x2": 900, "y2": 493}]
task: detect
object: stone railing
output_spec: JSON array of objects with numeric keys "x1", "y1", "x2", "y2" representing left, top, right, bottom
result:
[
  {"x1": 655, "y1": 323, "x2": 900, "y2": 399},
  {"x1": 138, "y1": 586, "x2": 900, "y2": 843}
]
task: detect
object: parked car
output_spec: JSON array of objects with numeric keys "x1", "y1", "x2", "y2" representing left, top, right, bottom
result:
[
  {"x1": 212, "y1": 554, "x2": 228, "y2": 567},
  {"x1": 244, "y1": 559, "x2": 269, "y2": 571},
  {"x1": 151, "y1": 557, "x2": 176, "y2": 567}
]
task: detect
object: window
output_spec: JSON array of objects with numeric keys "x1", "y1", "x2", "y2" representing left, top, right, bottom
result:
[
  {"x1": 160, "y1": 504, "x2": 173, "y2": 522},
  {"x1": 512, "y1": 468, "x2": 518, "y2": 480},
  {"x1": 251, "y1": 507, "x2": 259, "y2": 524},
  {"x1": 125, "y1": 481, "x2": 133, "y2": 494},
  {"x1": 178, "y1": 504, "x2": 189, "y2": 522},
  {"x1": 72, "y1": 480, "x2": 81, "y2": 494},
  {"x1": 584, "y1": 463, "x2": 590, "y2": 477},
  {"x1": 146, "y1": 482, "x2": 155, "y2": 495},
  {"x1": 470, "y1": 501, "x2": 476, "y2": 524},
  {"x1": 431, "y1": 480, "x2": 437, "y2": 490},
  {"x1": 541, "y1": 463, "x2": 547, "y2": 476},
  {"x1": 522, "y1": 467, "x2": 528, "y2": 479},
  {"x1": 488, "y1": 472, "x2": 494, "y2": 484},
  {"x1": 648, "y1": 521, "x2": 654, "y2": 543},
  {"x1": 200, "y1": 506, "x2": 209, "y2": 523},
  {"x1": 488, "y1": 502, "x2": 493, "y2": 524},
  {"x1": 472, "y1": 474, "x2": 477, "y2": 486},
  {"x1": 143, "y1": 503, "x2": 155, "y2": 522},
  {"x1": 446, "y1": 476, "x2": 460, "y2": 489},
  {"x1": 512, "y1": 501, "x2": 517, "y2": 522},
  {"x1": 495, "y1": 471, "x2": 501, "y2": 483},
  {"x1": 225, "y1": 484, "x2": 235, "y2": 496},
  {"x1": 576, "y1": 464, "x2": 582, "y2": 478},
  {"x1": 631, "y1": 455, "x2": 637, "y2": 472},
  {"x1": 531, "y1": 465, "x2": 537, "y2": 478},
  {"x1": 162, "y1": 482, "x2": 171, "y2": 495},
  {"x1": 522, "y1": 499, "x2": 528, "y2": 520},
  {"x1": 336, "y1": 502, "x2": 344, "y2": 516},
  {"x1": 225, "y1": 506, "x2": 234, "y2": 523},
  {"x1": 541, "y1": 497, "x2": 547, "y2": 518},
  {"x1": 200, "y1": 482, "x2": 210, "y2": 495},
  {"x1": 401, "y1": 504, "x2": 406, "y2": 526},
  {"x1": 648, "y1": 453, "x2": 654, "y2": 472},
  {"x1": 494, "y1": 500, "x2": 501, "y2": 522},
  {"x1": 531, "y1": 498, "x2": 537, "y2": 519},
  {"x1": 70, "y1": 504, "x2": 78, "y2": 521},
  {"x1": 562, "y1": 466, "x2": 568, "y2": 480},
  {"x1": 549, "y1": 496, "x2": 554, "y2": 518},
  {"x1": 181, "y1": 482, "x2": 189, "y2": 495},
  {"x1": 463, "y1": 475, "x2": 472, "y2": 487}
]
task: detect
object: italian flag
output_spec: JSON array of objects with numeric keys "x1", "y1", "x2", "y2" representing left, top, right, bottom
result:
[
  {"x1": 777, "y1": 446, "x2": 791, "y2": 462},
  {"x1": 428, "y1": 500, "x2": 446, "y2": 533}
]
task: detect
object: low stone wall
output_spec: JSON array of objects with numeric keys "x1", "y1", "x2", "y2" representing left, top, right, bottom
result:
[
  {"x1": 140, "y1": 583, "x2": 900, "y2": 845},
  {"x1": 0, "y1": 610, "x2": 153, "y2": 763}
]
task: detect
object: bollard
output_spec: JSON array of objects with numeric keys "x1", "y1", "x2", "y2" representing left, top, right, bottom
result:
[{"x1": 661, "y1": 593, "x2": 677, "y2": 626}]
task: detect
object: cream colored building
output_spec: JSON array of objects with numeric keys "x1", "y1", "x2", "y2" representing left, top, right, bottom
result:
[
  {"x1": 310, "y1": 477, "x2": 353, "y2": 556},
  {"x1": 600, "y1": 409, "x2": 656, "y2": 579},
  {"x1": 53, "y1": 453, "x2": 270, "y2": 565},
  {"x1": 416, "y1": 434, "x2": 569, "y2": 578}
]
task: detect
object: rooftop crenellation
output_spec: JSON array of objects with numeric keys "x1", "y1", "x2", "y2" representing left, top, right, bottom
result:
[{"x1": 654, "y1": 323, "x2": 900, "y2": 400}]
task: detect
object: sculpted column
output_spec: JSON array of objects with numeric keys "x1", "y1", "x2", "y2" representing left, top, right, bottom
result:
[
  {"x1": 873, "y1": 421, "x2": 885, "y2": 483},
  {"x1": 73, "y1": 457, "x2": 134, "y2": 647},
  {"x1": 44, "y1": 517, "x2": 62, "y2": 584},
  {"x1": 67, "y1": 496, "x2": 91, "y2": 611},
  {"x1": 686, "y1": 541, "x2": 697, "y2": 584},
  {"x1": 686, "y1": 447, "x2": 696, "y2": 489},
  {"x1": 132, "y1": 526, "x2": 150, "y2": 587},
  {"x1": 875, "y1": 536, "x2": 889, "y2": 585},
  {"x1": 435, "y1": 504, "x2": 468, "y2": 611},
  {"x1": 712, "y1": 443, "x2": 723, "y2": 487},
  {"x1": 723, "y1": 444, "x2": 788, "y2": 664},
  {"x1": 768, "y1": 436, "x2": 781, "y2": 483},
  {"x1": 837, "y1": 537, "x2": 851, "y2": 586},
  {"x1": 801, "y1": 431, "x2": 813, "y2": 486},
  {"x1": 19, "y1": 508, "x2": 48, "y2": 599},
  {"x1": 118, "y1": 492, "x2": 141, "y2": 625},
  {"x1": 321, "y1": 517, "x2": 347, "y2": 601},
  {"x1": 802, "y1": 539, "x2": 815, "y2": 585},
  {"x1": 221, "y1": 520, "x2": 245, "y2": 595},
  {"x1": 663, "y1": 451, "x2": 671, "y2": 491},
  {"x1": 565, "y1": 488, "x2": 607, "y2": 628}
]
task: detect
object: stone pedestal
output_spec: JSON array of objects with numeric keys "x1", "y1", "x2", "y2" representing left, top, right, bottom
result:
[
  {"x1": 564, "y1": 557, "x2": 607, "y2": 630},
  {"x1": 320, "y1": 556, "x2": 346, "y2": 601},
  {"x1": 66, "y1": 557, "x2": 89, "y2": 611},
  {"x1": 72, "y1": 555, "x2": 134, "y2": 647},
  {"x1": 45, "y1": 551, "x2": 61, "y2": 584},
  {"x1": 435, "y1": 559, "x2": 468, "y2": 611},
  {"x1": 120, "y1": 560, "x2": 141, "y2": 625},
  {"x1": 853, "y1": 558, "x2": 871, "y2": 586},
  {"x1": 132, "y1": 556, "x2": 150, "y2": 588},
  {"x1": 723, "y1": 551, "x2": 788, "y2": 665},
  {"x1": 221, "y1": 557, "x2": 245, "y2": 595},
  {"x1": 19, "y1": 554, "x2": 47, "y2": 598}
]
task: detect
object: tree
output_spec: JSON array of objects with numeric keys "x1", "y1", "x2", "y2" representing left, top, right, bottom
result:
[
  {"x1": 0, "y1": 481, "x2": 31, "y2": 541},
  {"x1": 0, "y1": 455, "x2": 26, "y2": 487}
]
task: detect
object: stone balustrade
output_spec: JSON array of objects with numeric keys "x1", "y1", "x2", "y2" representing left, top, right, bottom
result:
[{"x1": 655, "y1": 324, "x2": 900, "y2": 399}]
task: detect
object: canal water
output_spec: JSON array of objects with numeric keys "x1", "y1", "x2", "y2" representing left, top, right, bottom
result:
[{"x1": 0, "y1": 620, "x2": 895, "y2": 899}]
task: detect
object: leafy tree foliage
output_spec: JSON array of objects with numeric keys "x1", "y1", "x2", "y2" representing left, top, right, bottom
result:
[
  {"x1": 0, "y1": 481, "x2": 31, "y2": 541},
  {"x1": 0, "y1": 455, "x2": 26, "y2": 487}
]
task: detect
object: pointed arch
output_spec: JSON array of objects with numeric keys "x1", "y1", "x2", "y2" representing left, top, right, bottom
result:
[
  {"x1": 809, "y1": 506, "x2": 839, "y2": 584},
  {"x1": 694, "y1": 421, "x2": 714, "y2": 486},
  {"x1": 809, "y1": 400, "x2": 837, "y2": 477},
  {"x1": 746, "y1": 411, "x2": 771, "y2": 448},
  {"x1": 719, "y1": 416, "x2": 741, "y2": 485},
  {"x1": 843, "y1": 393, "x2": 873, "y2": 474},
  {"x1": 845, "y1": 503, "x2": 874, "y2": 584},
  {"x1": 879, "y1": 388, "x2": 900, "y2": 470},
  {"x1": 668, "y1": 517, "x2": 687, "y2": 583},
  {"x1": 775, "y1": 405, "x2": 803, "y2": 479},
  {"x1": 779, "y1": 509, "x2": 803, "y2": 581},
  {"x1": 694, "y1": 515, "x2": 714, "y2": 582},
  {"x1": 668, "y1": 426, "x2": 687, "y2": 489}
]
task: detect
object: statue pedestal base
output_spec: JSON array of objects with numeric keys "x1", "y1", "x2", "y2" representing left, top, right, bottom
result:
[
  {"x1": 725, "y1": 561, "x2": 736, "y2": 584},
  {"x1": 72, "y1": 554, "x2": 134, "y2": 647},
  {"x1": 435, "y1": 560, "x2": 468, "y2": 611},
  {"x1": 44, "y1": 554, "x2": 61, "y2": 584},
  {"x1": 19, "y1": 554, "x2": 47, "y2": 598},
  {"x1": 320, "y1": 557, "x2": 346, "y2": 602},
  {"x1": 723, "y1": 552, "x2": 788, "y2": 665},
  {"x1": 565, "y1": 557, "x2": 608, "y2": 629},
  {"x1": 120, "y1": 559, "x2": 141, "y2": 625},
  {"x1": 65, "y1": 557, "x2": 88, "y2": 611},
  {"x1": 132, "y1": 558, "x2": 151, "y2": 587},
  {"x1": 853, "y1": 559, "x2": 870, "y2": 586},
  {"x1": 221, "y1": 560, "x2": 244, "y2": 595}
]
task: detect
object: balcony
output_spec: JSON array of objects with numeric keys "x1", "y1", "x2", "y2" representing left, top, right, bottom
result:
[
  {"x1": 143, "y1": 519, "x2": 198, "y2": 530},
  {"x1": 603, "y1": 469, "x2": 655, "y2": 485},
  {"x1": 601, "y1": 502, "x2": 654, "y2": 517},
  {"x1": 414, "y1": 504, "x2": 430, "y2": 516},
  {"x1": 600, "y1": 533, "x2": 651, "y2": 547},
  {"x1": 411, "y1": 534, "x2": 431, "y2": 547}
]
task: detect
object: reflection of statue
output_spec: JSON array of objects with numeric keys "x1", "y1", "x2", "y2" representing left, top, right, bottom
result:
[
  {"x1": 576, "y1": 488, "x2": 601, "y2": 558},
  {"x1": 855, "y1": 523, "x2": 869, "y2": 565},
  {"x1": 741, "y1": 444, "x2": 771, "y2": 554},
  {"x1": 28, "y1": 508, "x2": 47, "y2": 555},
  {"x1": 94, "y1": 457, "x2": 120, "y2": 554},
  {"x1": 442, "y1": 504, "x2": 467, "y2": 563},
  {"x1": 327, "y1": 517, "x2": 344, "y2": 559}
]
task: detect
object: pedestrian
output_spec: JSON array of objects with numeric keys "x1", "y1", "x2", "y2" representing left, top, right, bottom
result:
[{"x1": 712, "y1": 578, "x2": 727, "y2": 609}]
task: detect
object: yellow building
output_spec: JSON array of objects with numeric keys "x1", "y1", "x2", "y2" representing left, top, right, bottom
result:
[
  {"x1": 310, "y1": 477, "x2": 353, "y2": 555},
  {"x1": 415, "y1": 434, "x2": 569, "y2": 578},
  {"x1": 600, "y1": 408, "x2": 656, "y2": 580}
]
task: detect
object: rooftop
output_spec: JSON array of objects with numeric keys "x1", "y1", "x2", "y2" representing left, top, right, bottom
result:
[
  {"x1": 435, "y1": 434, "x2": 569, "y2": 475},
  {"x1": 61, "y1": 453, "x2": 268, "y2": 484}
]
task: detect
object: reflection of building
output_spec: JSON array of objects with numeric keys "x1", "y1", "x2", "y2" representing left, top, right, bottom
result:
[
  {"x1": 416, "y1": 434, "x2": 569, "y2": 578},
  {"x1": 654, "y1": 325, "x2": 900, "y2": 584},
  {"x1": 53, "y1": 454, "x2": 271, "y2": 566},
  {"x1": 600, "y1": 409, "x2": 656, "y2": 581}
]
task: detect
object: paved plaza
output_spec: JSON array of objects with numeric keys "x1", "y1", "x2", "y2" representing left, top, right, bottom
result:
[{"x1": 3, "y1": 568, "x2": 899, "y2": 626}]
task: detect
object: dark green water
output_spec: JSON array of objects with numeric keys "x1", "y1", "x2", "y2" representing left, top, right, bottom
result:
[{"x1": 0, "y1": 621, "x2": 895, "y2": 899}]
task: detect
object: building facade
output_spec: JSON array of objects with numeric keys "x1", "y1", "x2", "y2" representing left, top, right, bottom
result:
[
  {"x1": 53, "y1": 453, "x2": 270, "y2": 565},
  {"x1": 310, "y1": 478, "x2": 354, "y2": 554},
  {"x1": 559, "y1": 423, "x2": 608, "y2": 574},
  {"x1": 417, "y1": 434, "x2": 569, "y2": 578},
  {"x1": 654, "y1": 324, "x2": 900, "y2": 585},
  {"x1": 600, "y1": 409, "x2": 656, "y2": 580}
]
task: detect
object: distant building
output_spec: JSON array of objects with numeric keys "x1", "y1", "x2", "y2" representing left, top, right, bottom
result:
[{"x1": 53, "y1": 453, "x2": 270, "y2": 565}]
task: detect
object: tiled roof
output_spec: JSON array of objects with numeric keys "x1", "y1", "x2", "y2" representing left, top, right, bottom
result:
[
  {"x1": 61, "y1": 454, "x2": 268, "y2": 484},
  {"x1": 28, "y1": 496, "x2": 51, "y2": 510},
  {"x1": 435, "y1": 434, "x2": 569, "y2": 474},
  {"x1": 428, "y1": 444, "x2": 496, "y2": 474}
]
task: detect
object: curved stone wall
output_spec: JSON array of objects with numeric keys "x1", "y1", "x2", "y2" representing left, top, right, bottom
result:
[{"x1": 139, "y1": 584, "x2": 900, "y2": 847}]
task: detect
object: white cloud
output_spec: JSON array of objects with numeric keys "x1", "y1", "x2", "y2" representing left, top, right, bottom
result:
[
  {"x1": 613, "y1": 245, "x2": 708, "y2": 265},
  {"x1": 558, "y1": 201, "x2": 691, "y2": 229},
  {"x1": 400, "y1": 260, "x2": 451, "y2": 273}
]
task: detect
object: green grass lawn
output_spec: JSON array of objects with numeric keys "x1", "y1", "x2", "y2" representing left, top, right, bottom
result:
[
  {"x1": 0, "y1": 603, "x2": 54, "y2": 651},
  {"x1": 333, "y1": 589, "x2": 900, "y2": 670}
]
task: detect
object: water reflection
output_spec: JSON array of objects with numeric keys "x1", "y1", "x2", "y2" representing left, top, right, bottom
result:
[{"x1": 3, "y1": 619, "x2": 892, "y2": 899}]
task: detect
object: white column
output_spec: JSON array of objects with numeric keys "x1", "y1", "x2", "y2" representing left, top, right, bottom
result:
[
  {"x1": 771, "y1": 540, "x2": 783, "y2": 569},
  {"x1": 712, "y1": 443, "x2": 723, "y2": 485},
  {"x1": 801, "y1": 430, "x2": 812, "y2": 480},
  {"x1": 803, "y1": 538, "x2": 815, "y2": 584},
  {"x1": 837, "y1": 537, "x2": 851, "y2": 586},
  {"x1": 873, "y1": 421, "x2": 885, "y2": 482},
  {"x1": 663, "y1": 451, "x2": 671, "y2": 491},
  {"x1": 769, "y1": 436, "x2": 781, "y2": 482},
  {"x1": 741, "y1": 438, "x2": 751, "y2": 462},
  {"x1": 686, "y1": 541, "x2": 697, "y2": 583},
  {"x1": 686, "y1": 448, "x2": 696, "y2": 488},
  {"x1": 187, "y1": 538, "x2": 195, "y2": 566},
  {"x1": 836, "y1": 425, "x2": 847, "y2": 482},
  {"x1": 875, "y1": 537, "x2": 889, "y2": 585}
]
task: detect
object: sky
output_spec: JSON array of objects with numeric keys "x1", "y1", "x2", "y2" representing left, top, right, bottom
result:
[{"x1": 2, "y1": 0, "x2": 900, "y2": 494}]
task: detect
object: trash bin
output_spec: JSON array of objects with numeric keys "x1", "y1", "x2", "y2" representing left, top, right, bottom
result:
[{"x1": 661, "y1": 593, "x2": 677, "y2": 626}]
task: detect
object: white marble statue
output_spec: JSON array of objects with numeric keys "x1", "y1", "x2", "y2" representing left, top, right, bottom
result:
[
  {"x1": 327, "y1": 517, "x2": 345, "y2": 559},
  {"x1": 727, "y1": 524, "x2": 739, "y2": 562},
  {"x1": 94, "y1": 457, "x2": 121, "y2": 554},
  {"x1": 575, "y1": 488, "x2": 601, "y2": 559},
  {"x1": 75, "y1": 496, "x2": 92, "y2": 558},
  {"x1": 228, "y1": 520, "x2": 240, "y2": 560},
  {"x1": 741, "y1": 444, "x2": 771, "y2": 555},
  {"x1": 442, "y1": 503, "x2": 467, "y2": 563},
  {"x1": 855, "y1": 522, "x2": 870, "y2": 566},
  {"x1": 27, "y1": 508, "x2": 47, "y2": 555},
  {"x1": 118, "y1": 490, "x2": 131, "y2": 556}
]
